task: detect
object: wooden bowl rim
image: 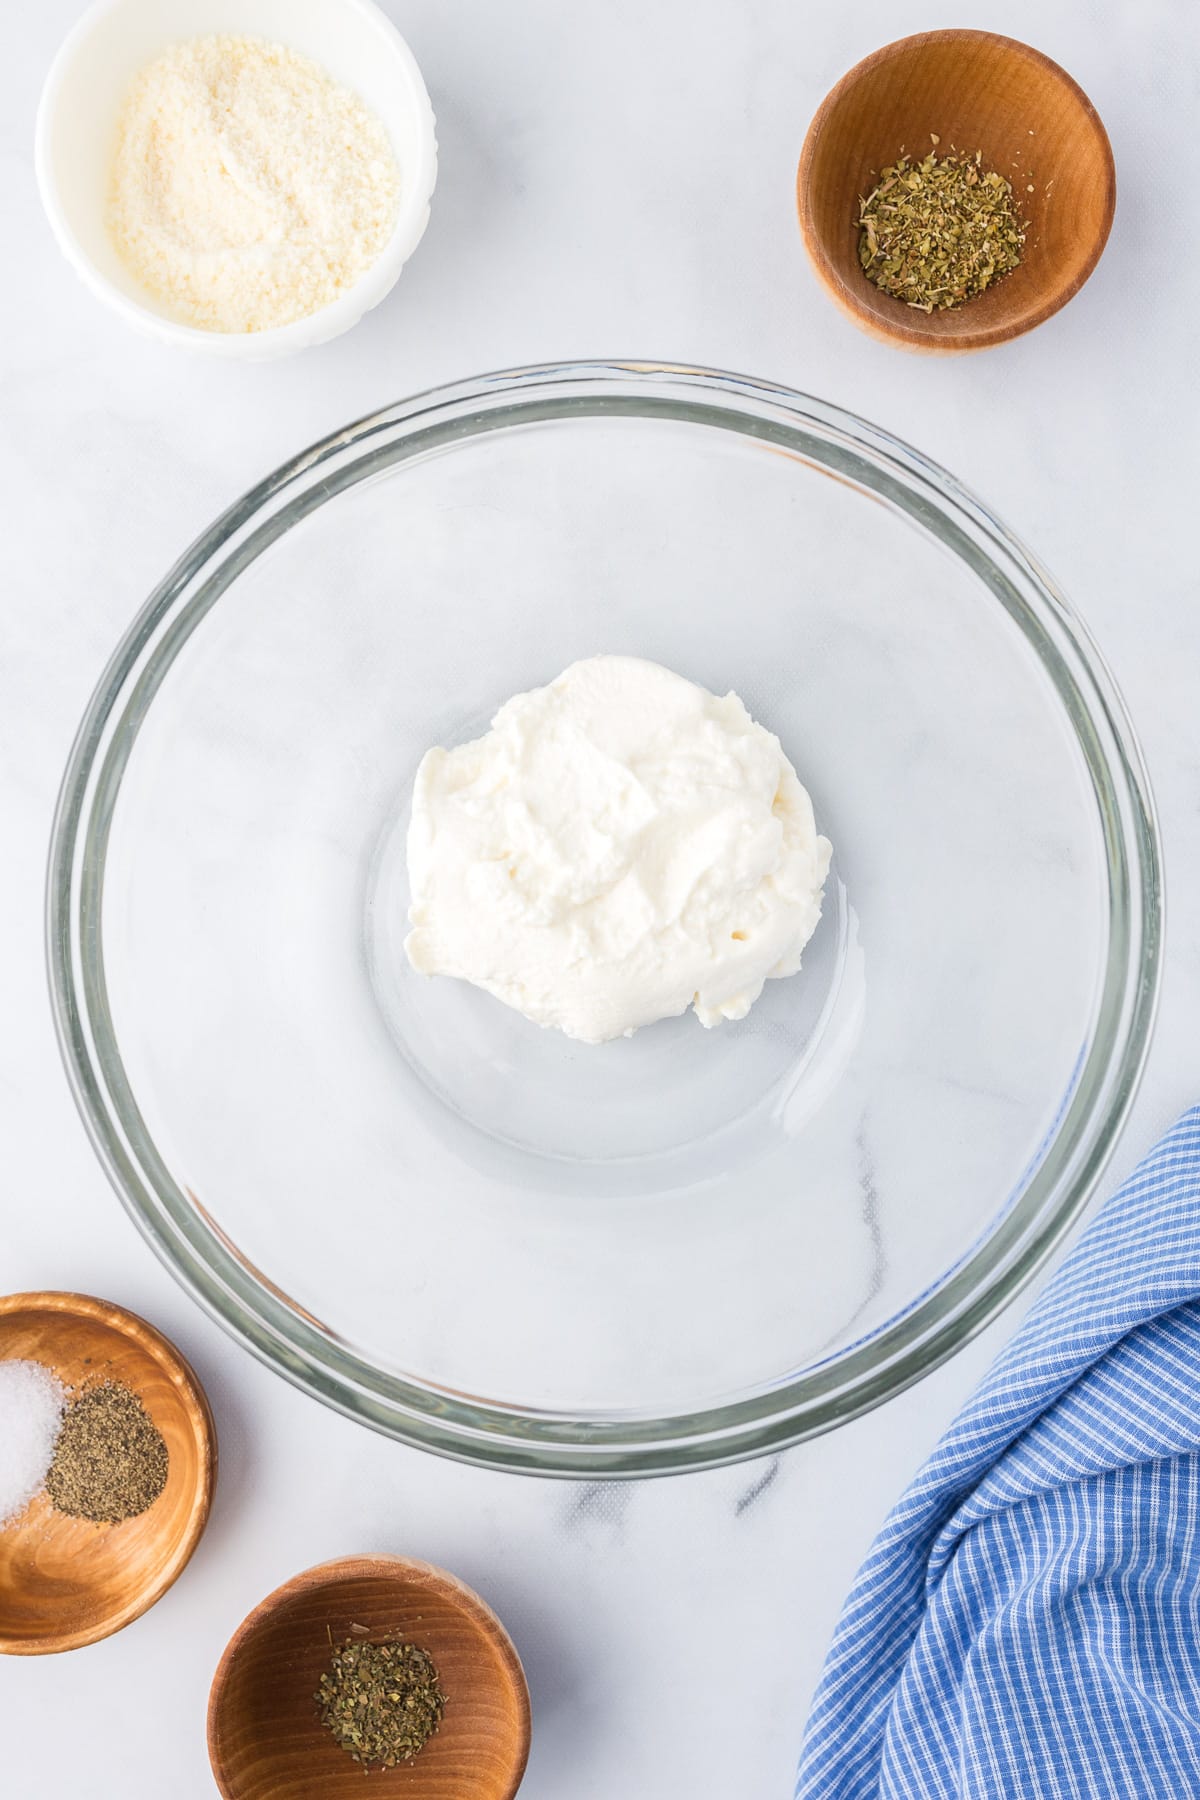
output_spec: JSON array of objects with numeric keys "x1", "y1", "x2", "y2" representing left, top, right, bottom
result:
[
  {"x1": 207, "y1": 1553, "x2": 533, "y2": 1800},
  {"x1": 796, "y1": 27, "x2": 1117, "y2": 353},
  {"x1": 0, "y1": 1288, "x2": 217, "y2": 1655}
]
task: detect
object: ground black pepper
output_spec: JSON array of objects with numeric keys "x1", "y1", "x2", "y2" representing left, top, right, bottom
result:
[{"x1": 45, "y1": 1380, "x2": 169, "y2": 1523}]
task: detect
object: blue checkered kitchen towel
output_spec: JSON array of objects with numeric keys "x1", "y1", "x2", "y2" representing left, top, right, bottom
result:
[{"x1": 797, "y1": 1106, "x2": 1200, "y2": 1799}]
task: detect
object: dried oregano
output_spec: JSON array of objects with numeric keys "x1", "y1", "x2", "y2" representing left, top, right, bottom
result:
[
  {"x1": 858, "y1": 139, "x2": 1028, "y2": 312},
  {"x1": 316, "y1": 1632, "x2": 446, "y2": 1767}
]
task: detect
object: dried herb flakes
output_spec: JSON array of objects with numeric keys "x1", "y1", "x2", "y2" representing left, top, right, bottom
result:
[
  {"x1": 858, "y1": 141, "x2": 1028, "y2": 312},
  {"x1": 316, "y1": 1633, "x2": 446, "y2": 1768}
]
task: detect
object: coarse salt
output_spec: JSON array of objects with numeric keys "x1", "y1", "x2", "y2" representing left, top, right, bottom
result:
[
  {"x1": 0, "y1": 1359, "x2": 66, "y2": 1526},
  {"x1": 108, "y1": 35, "x2": 402, "y2": 333}
]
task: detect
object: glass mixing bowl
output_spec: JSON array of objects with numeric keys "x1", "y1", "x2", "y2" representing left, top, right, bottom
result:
[{"x1": 48, "y1": 363, "x2": 1162, "y2": 1474}]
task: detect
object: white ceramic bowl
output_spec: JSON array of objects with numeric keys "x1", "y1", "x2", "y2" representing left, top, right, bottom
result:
[{"x1": 35, "y1": 0, "x2": 438, "y2": 359}]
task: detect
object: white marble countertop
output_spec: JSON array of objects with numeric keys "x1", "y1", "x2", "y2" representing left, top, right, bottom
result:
[{"x1": 4, "y1": 0, "x2": 1199, "y2": 1793}]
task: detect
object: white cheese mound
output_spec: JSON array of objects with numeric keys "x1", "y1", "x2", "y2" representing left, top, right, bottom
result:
[
  {"x1": 108, "y1": 35, "x2": 401, "y2": 333},
  {"x1": 405, "y1": 656, "x2": 833, "y2": 1044}
]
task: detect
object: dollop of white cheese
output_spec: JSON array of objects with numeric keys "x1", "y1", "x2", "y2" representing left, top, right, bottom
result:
[{"x1": 404, "y1": 656, "x2": 832, "y2": 1044}]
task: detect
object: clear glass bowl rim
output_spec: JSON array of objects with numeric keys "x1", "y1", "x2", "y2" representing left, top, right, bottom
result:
[{"x1": 46, "y1": 360, "x2": 1164, "y2": 1476}]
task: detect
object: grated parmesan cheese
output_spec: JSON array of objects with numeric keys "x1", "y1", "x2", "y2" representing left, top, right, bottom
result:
[{"x1": 108, "y1": 35, "x2": 402, "y2": 334}]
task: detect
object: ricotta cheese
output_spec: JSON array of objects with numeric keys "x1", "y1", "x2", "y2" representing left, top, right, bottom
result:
[{"x1": 404, "y1": 656, "x2": 832, "y2": 1044}]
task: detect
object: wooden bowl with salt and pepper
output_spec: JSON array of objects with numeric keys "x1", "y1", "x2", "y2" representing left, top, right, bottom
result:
[
  {"x1": 797, "y1": 29, "x2": 1115, "y2": 352},
  {"x1": 208, "y1": 1555, "x2": 531, "y2": 1800},
  {"x1": 0, "y1": 1290, "x2": 216, "y2": 1654}
]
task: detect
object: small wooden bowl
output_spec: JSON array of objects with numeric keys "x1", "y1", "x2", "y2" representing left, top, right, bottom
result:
[
  {"x1": 797, "y1": 30, "x2": 1115, "y2": 352},
  {"x1": 208, "y1": 1556, "x2": 531, "y2": 1800},
  {"x1": 0, "y1": 1290, "x2": 216, "y2": 1654}
]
